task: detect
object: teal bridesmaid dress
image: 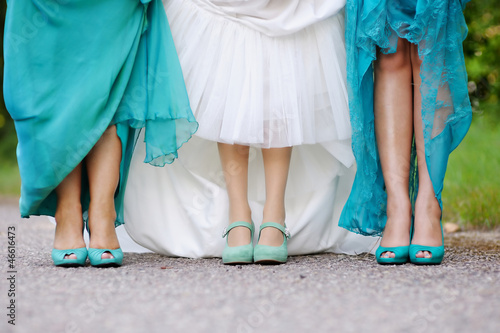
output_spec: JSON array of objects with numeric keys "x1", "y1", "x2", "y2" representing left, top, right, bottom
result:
[
  {"x1": 3, "y1": 0, "x2": 198, "y2": 224},
  {"x1": 339, "y1": 0, "x2": 472, "y2": 235}
]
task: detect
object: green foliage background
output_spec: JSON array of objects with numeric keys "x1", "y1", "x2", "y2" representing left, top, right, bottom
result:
[
  {"x1": 0, "y1": 1, "x2": 15, "y2": 166},
  {"x1": 463, "y1": 1, "x2": 500, "y2": 120},
  {"x1": 0, "y1": 1, "x2": 499, "y2": 227},
  {"x1": 442, "y1": 1, "x2": 500, "y2": 229}
]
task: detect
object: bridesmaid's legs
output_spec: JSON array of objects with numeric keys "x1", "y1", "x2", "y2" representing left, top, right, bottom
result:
[
  {"x1": 85, "y1": 126, "x2": 121, "y2": 259},
  {"x1": 374, "y1": 39, "x2": 414, "y2": 258},
  {"x1": 410, "y1": 44, "x2": 443, "y2": 258},
  {"x1": 258, "y1": 147, "x2": 292, "y2": 246},
  {"x1": 54, "y1": 163, "x2": 86, "y2": 258},
  {"x1": 218, "y1": 143, "x2": 252, "y2": 247}
]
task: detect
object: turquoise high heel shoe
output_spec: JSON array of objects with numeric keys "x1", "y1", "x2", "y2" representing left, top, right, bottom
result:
[
  {"x1": 88, "y1": 248, "x2": 123, "y2": 267},
  {"x1": 253, "y1": 222, "x2": 290, "y2": 264},
  {"x1": 376, "y1": 221, "x2": 412, "y2": 265},
  {"x1": 409, "y1": 221, "x2": 444, "y2": 265},
  {"x1": 51, "y1": 247, "x2": 88, "y2": 267},
  {"x1": 375, "y1": 245, "x2": 409, "y2": 265},
  {"x1": 222, "y1": 221, "x2": 255, "y2": 264},
  {"x1": 86, "y1": 221, "x2": 123, "y2": 267}
]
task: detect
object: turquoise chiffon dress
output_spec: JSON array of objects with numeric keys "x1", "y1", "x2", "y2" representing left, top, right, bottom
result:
[
  {"x1": 339, "y1": 0, "x2": 472, "y2": 235},
  {"x1": 3, "y1": 0, "x2": 197, "y2": 224}
]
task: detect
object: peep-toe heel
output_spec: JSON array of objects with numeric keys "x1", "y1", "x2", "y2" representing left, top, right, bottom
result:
[
  {"x1": 375, "y1": 245, "x2": 409, "y2": 264},
  {"x1": 88, "y1": 248, "x2": 123, "y2": 267},
  {"x1": 409, "y1": 221, "x2": 444, "y2": 265},
  {"x1": 52, "y1": 247, "x2": 88, "y2": 267}
]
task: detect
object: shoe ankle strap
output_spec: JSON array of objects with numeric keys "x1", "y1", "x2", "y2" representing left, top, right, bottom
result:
[
  {"x1": 259, "y1": 222, "x2": 291, "y2": 238},
  {"x1": 222, "y1": 221, "x2": 254, "y2": 238}
]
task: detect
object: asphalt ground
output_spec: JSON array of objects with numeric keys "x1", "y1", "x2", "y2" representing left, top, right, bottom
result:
[{"x1": 0, "y1": 197, "x2": 499, "y2": 333}]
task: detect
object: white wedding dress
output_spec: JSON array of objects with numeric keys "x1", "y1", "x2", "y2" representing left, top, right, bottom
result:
[{"x1": 121, "y1": 0, "x2": 378, "y2": 257}]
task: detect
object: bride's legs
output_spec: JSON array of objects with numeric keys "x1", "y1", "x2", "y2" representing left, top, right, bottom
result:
[
  {"x1": 86, "y1": 126, "x2": 121, "y2": 259},
  {"x1": 54, "y1": 163, "x2": 86, "y2": 258},
  {"x1": 218, "y1": 143, "x2": 252, "y2": 247},
  {"x1": 410, "y1": 43, "x2": 443, "y2": 258},
  {"x1": 374, "y1": 39, "x2": 414, "y2": 258},
  {"x1": 258, "y1": 147, "x2": 292, "y2": 246}
]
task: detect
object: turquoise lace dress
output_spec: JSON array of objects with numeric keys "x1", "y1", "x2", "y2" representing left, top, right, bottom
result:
[
  {"x1": 3, "y1": 0, "x2": 198, "y2": 224},
  {"x1": 339, "y1": 0, "x2": 472, "y2": 235}
]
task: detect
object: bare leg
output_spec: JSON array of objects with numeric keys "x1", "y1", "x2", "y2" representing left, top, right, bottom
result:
[
  {"x1": 218, "y1": 143, "x2": 252, "y2": 247},
  {"x1": 257, "y1": 147, "x2": 292, "y2": 246},
  {"x1": 86, "y1": 126, "x2": 121, "y2": 259},
  {"x1": 374, "y1": 39, "x2": 414, "y2": 258},
  {"x1": 410, "y1": 44, "x2": 443, "y2": 258},
  {"x1": 54, "y1": 163, "x2": 86, "y2": 259}
]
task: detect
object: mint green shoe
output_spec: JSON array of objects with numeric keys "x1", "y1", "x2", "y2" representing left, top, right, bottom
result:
[
  {"x1": 409, "y1": 222, "x2": 444, "y2": 265},
  {"x1": 88, "y1": 248, "x2": 123, "y2": 267},
  {"x1": 253, "y1": 222, "x2": 290, "y2": 264},
  {"x1": 222, "y1": 221, "x2": 255, "y2": 264},
  {"x1": 222, "y1": 221, "x2": 255, "y2": 265},
  {"x1": 51, "y1": 247, "x2": 88, "y2": 267}
]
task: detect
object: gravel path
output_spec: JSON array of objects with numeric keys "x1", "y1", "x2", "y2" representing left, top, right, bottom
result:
[{"x1": 0, "y1": 198, "x2": 499, "y2": 333}]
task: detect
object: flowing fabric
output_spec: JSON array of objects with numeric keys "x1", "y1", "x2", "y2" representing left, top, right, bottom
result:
[
  {"x1": 192, "y1": 0, "x2": 345, "y2": 36},
  {"x1": 3, "y1": 0, "x2": 197, "y2": 224},
  {"x1": 339, "y1": 0, "x2": 472, "y2": 235},
  {"x1": 123, "y1": 0, "x2": 377, "y2": 258},
  {"x1": 164, "y1": 0, "x2": 352, "y2": 150}
]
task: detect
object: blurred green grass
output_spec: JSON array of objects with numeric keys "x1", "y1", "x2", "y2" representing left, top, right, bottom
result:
[
  {"x1": 443, "y1": 111, "x2": 499, "y2": 229},
  {"x1": 0, "y1": 161, "x2": 20, "y2": 197}
]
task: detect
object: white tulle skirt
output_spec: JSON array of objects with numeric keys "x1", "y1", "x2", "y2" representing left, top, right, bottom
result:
[{"x1": 122, "y1": 0, "x2": 378, "y2": 258}]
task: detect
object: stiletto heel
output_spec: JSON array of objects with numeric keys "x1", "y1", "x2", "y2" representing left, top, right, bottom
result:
[
  {"x1": 409, "y1": 219, "x2": 444, "y2": 265},
  {"x1": 253, "y1": 222, "x2": 290, "y2": 264},
  {"x1": 222, "y1": 221, "x2": 255, "y2": 264},
  {"x1": 52, "y1": 247, "x2": 88, "y2": 267}
]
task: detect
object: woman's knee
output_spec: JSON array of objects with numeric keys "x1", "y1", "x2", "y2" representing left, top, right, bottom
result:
[{"x1": 375, "y1": 40, "x2": 411, "y2": 72}]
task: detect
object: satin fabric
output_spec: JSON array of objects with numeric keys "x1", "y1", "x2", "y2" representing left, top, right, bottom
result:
[
  {"x1": 194, "y1": 0, "x2": 346, "y2": 36},
  {"x1": 339, "y1": 0, "x2": 472, "y2": 235},
  {"x1": 3, "y1": 0, "x2": 197, "y2": 223}
]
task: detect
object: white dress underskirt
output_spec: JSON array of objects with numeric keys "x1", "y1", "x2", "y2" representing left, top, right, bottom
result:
[{"x1": 122, "y1": 0, "x2": 378, "y2": 258}]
